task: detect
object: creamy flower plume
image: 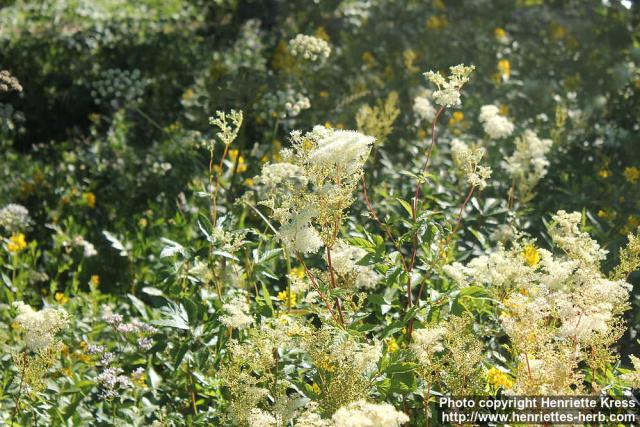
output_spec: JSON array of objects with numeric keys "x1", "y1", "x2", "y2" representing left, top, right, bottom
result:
[{"x1": 478, "y1": 104, "x2": 514, "y2": 139}]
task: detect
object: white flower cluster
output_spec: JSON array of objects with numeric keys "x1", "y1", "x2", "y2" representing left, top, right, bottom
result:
[
  {"x1": 257, "y1": 126, "x2": 374, "y2": 255},
  {"x1": 248, "y1": 408, "x2": 278, "y2": 427},
  {"x1": 260, "y1": 87, "x2": 311, "y2": 120},
  {"x1": 91, "y1": 68, "x2": 150, "y2": 108},
  {"x1": 0, "y1": 203, "x2": 30, "y2": 232},
  {"x1": 13, "y1": 301, "x2": 69, "y2": 352},
  {"x1": 331, "y1": 400, "x2": 409, "y2": 427},
  {"x1": 548, "y1": 210, "x2": 607, "y2": 266},
  {"x1": 503, "y1": 129, "x2": 552, "y2": 187},
  {"x1": 424, "y1": 64, "x2": 475, "y2": 107},
  {"x1": 413, "y1": 90, "x2": 437, "y2": 125},
  {"x1": 289, "y1": 34, "x2": 331, "y2": 62},
  {"x1": 306, "y1": 126, "x2": 374, "y2": 173},
  {"x1": 443, "y1": 211, "x2": 631, "y2": 393},
  {"x1": 220, "y1": 294, "x2": 253, "y2": 330},
  {"x1": 450, "y1": 138, "x2": 492, "y2": 189},
  {"x1": 478, "y1": 105, "x2": 514, "y2": 139},
  {"x1": 330, "y1": 240, "x2": 379, "y2": 289},
  {"x1": 410, "y1": 325, "x2": 446, "y2": 366}
]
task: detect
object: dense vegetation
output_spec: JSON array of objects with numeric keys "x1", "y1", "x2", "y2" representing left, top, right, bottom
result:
[{"x1": 1, "y1": 0, "x2": 639, "y2": 425}]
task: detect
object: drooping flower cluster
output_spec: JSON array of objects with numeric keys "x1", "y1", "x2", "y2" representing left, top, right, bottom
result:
[
  {"x1": 450, "y1": 138, "x2": 492, "y2": 189},
  {"x1": 443, "y1": 210, "x2": 631, "y2": 394},
  {"x1": 424, "y1": 64, "x2": 475, "y2": 107},
  {"x1": 257, "y1": 126, "x2": 374, "y2": 254},
  {"x1": 289, "y1": 34, "x2": 331, "y2": 63},
  {"x1": 13, "y1": 301, "x2": 69, "y2": 352},
  {"x1": 503, "y1": 129, "x2": 553, "y2": 197},
  {"x1": 478, "y1": 104, "x2": 514, "y2": 139},
  {"x1": 0, "y1": 203, "x2": 30, "y2": 232}
]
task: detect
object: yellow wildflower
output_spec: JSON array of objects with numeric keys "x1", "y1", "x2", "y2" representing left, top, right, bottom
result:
[
  {"x1": 499, "y1": 104, "x2": 509, "y2": 116},
  {"x1": 494, "y1": 27, "x2": 507, "y2": 40},
  {"x1": 487, "y1": 367, "x2": 514, "y2": 389},
  {"x1": 417, "y1": 129, "x2": 427, "y2": 139},
  {"x1": 497, "y1": 59, "x2": 511, "y2": 80},
  {"x1": 90, "y1": 275, "x2": 100, "y2": 287},
  {"x1": 83, "y1": 192, "x2": 96, "y2": 208},
  {"x1": 387, "y1": 338, "x2": 399, "y2": 353},
  {"x1": 522, "y1": 244, "x2": 540, "y2": 267},
  {"x1": 290, "y1": 266, "x2": 305, "y2": 279},
  {"x1": 623, "y1": 166, "x2": 640, "y2": 184},
  {"x1": 597, "y1": 210, "x2": 616, "y2": 221},
  {"x1": 55, "y1": 292, "x2": 69, "y2": 304},
  {"x1": 319, "y1": 91, "x2": 329, "y2": 98},
  {"x1": 312, "y1": 383, "x2": 321, "y2": 394},
  {"x1": 228, "y1": 150, "x2": 247, "y2": 173},
  {"x1": 621, "y1": 216, "x2": 640, "y2": 236},
  {"x1": 244, "y1": 178, "x2": 254, "y2": 187},
  {"x1": 277, "y1": 290, "x2": 297, "y2": 307},
  {"x1": 448, "y1": 111, "x2": 464, "y2": 127},
  {"x1": 7, "y1": 233, "x2": 27, "y2": 252},
  {"x1": 598, "y1": 169, "x2": 612, "y2": 179}
]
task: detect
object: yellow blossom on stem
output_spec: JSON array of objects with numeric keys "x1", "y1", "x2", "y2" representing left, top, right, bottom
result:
[
  {"x1": 487, "y1": 367, "x2": 514, "y2": 389},
  {"x1": 522, "y1": 244, "x2": 540, "y2": 267},
  {"x1": 83, "y1": 192, "x2": 96, "y2": 208},
  {"x1": 387, "y1": 338, "x2": 399, "y2": 353},
  {"x1": 7, "y1": 233, "x2": 27, "y2": 252},
  {"x1": 598, "y1": 169, "x2": 612, "y2": 179},
  {"x1": 55, "y1": 292, "x2": 69, "y2": 304},
  {"x1": 494, "y1": 27, "x2": 507, "y2": 40},
  {"x1": 448, "y1": 111, "x2": 464, "y2": 127},
  {"x1": 90, "y1": 275, "x2": 100, "y2": 287},
  {"x1": 277, "y1": 290, "x2": 297, "y2": 307},
  {"x1": 497, "y1": 59, "x2": 511, "y2": 80}
]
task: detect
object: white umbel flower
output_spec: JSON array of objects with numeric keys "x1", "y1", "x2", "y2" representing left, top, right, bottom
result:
[
  {"x1": 13, "y1": 301, "x2": 69, "y2": 351},
  {"x1": 332, "y1": 400, "x2": 409, "y2": 427},
  {"x1": 0, "y1": 203, "x2": 30, "y2": 232},
  {"x1": 289, "y1": 34, "x2": 331, "y2": 62},
  {"x1": 478, "y1": 105, "x2": 514, "y2": 139}
]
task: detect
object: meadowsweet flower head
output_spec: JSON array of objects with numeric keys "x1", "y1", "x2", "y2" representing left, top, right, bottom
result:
[
  {"x1": 450, "y1": 138, "x2": 492, "y2": 189},
  {"x1": 424, "y1": 64, "x2": 475, "y2": 107},
  {"x1": 209, "y1": 109, "x2": 243, "y2": 146},
  {"x1": 478, "y1": 104, "x2": 514, "y2": 139},
  {"x1": 503, "y1": 129, "x2": 553, "y2": 198},
  {"x1": 13, "y1": 301, "x2": 69, "y2": 352},
  {"x1": 329, "y1": 240, "x2": 379, "y2": 289},
  {"x1": 411, "y1": 325, "x2": 446, "y2": 365},
  {"x1": 413, "y1": 90, "x2": 437, "y2": 124},
  {"x1": 289, "y1": 34, "x2": 331, "y2": 63},
  {"x1": 331, "y1": 400, "x2": 409, "y2": 427},
  {"x1": 0, "y1": 203, "x2": 30, "y2": 232},
  {"x1": 220, "y1": 294, "x2": 253, "y2": 329}
]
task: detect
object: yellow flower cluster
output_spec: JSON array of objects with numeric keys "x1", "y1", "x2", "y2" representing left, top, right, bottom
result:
[
  {"x1": 486, "y1": 367, "x2": 514, "y2": 389},
  {"x1": 522, "y1": 244, "x2": 540, "y2": 267},
  {"x1": 624, "y1": 166, "x2": 640, "y2": 184},
  {"x1": 83, "y1": 192, "x2": 96, "y2": 208},
  {"x1": 277, "y1": 290, "x2": 297, "y2": 307},
  {"x1": 7, "y1": 232, "x2": 27, "y2": 252}
]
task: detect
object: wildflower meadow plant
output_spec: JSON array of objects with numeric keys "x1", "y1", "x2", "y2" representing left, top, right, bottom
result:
[{"x1": 1, "y1": 2, "x2": 639, "y2": 425}]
